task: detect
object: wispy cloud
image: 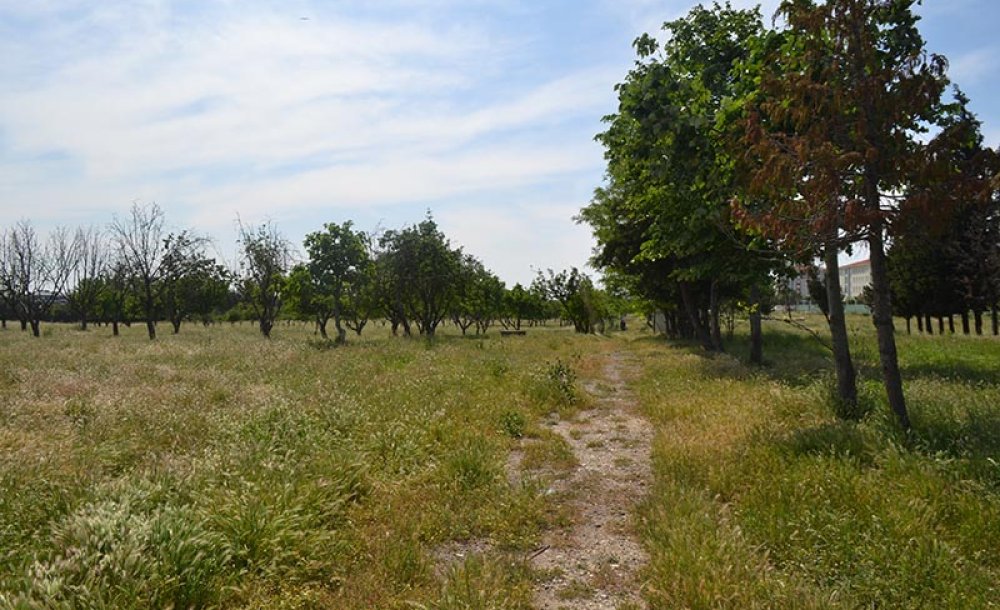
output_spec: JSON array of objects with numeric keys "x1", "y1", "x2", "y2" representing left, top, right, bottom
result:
[{"x1": 0, "y1": 1, "x2": 618, "y2": 282}]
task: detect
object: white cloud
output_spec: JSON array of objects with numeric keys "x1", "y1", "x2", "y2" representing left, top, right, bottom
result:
[
  {"x1": 0, "y1": 4, "x2": 610, "y2": 194},
  {"x1": 0, "y1": 1, "x2": 618, "y2": 283}
]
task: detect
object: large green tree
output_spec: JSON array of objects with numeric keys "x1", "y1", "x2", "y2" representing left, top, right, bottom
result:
[
  {"x1": 376, "y1": 216, "x2": 462, "y2": 338},
  {"x1": 582, "y1": 2, "x2": 777, "y2": 358},
  {"x1": 299, "y1": 221, "x2": 371, "y2": 343},
  {"x1": 159, "y1": 231, "x2": 216, "y2": 334}
]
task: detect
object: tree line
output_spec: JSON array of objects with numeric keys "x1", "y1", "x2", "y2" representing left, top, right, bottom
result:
[
  {"x1": 580, "y1": 0, "x2": 999, "y2": 430},
  {"x1": 0, "y1": 205, "x2": 623, "y2": 341}
]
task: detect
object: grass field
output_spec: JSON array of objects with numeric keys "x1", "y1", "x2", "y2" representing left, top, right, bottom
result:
[{"x1": 1, "y1": 316, "x2": 998, "y2": 608}]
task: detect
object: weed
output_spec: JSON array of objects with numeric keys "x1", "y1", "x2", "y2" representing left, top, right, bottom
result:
[{"x1": 499, "y1": 410, "x2": 526, "y2": 439}]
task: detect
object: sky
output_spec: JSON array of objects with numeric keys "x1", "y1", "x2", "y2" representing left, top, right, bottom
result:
[{"x1": 1, "y1": 0, "x2": 998, "y2": 286}]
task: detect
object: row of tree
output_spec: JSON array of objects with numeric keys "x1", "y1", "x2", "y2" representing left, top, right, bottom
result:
[
  {"x1": 0, "y1": 206, "x2": 619, "y2": 341},
  {"x1": 581, "y1": 0, "x2": 999, "y2": 430}
]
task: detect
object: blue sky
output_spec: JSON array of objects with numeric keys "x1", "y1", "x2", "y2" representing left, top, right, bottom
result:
[{"x1": 1, "y1": 0, "x2": 998, "y2": 285}]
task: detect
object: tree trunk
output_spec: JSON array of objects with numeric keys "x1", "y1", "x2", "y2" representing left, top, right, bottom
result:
[
  {"x1": 20, "y1": 319, "x2": 27, "y2": 331},
  {"x1": 824, "y1": 244, "x2": 858, "y2": 409},
  {"x1": 334, "y1": 316, "x2": 347, "y2": 344},
  {"x1": 925, "y1": 313, "x2": 933, "y2": 335},
  {"x1": 948, "y1": 315, "x2": 955, "y2": 335},
  {"x1": 916, "y1": 315, "x2": 923, "y2": 333},
  {"x1": 81, "y1": 317, "x2": 89, "y2": 331},
  {"x1": 868, "y1": 223, "x2": 910, "y2": 430},
  {"x1": 30, "y1": 320, "x2": 40, "y2": 337},
  {"x1": 146, "y1": 319, "x2": 156, "y2": 340},
  {"x1": 709, "y1": 280, "x2": 724, "y2": 352},
  {"x1": 937, "y1": 317, "x2": 944, "y2": 335},
  {"x1": 112, "y1": 321, "x2": 120, "y2": 337},
  {"x1": 318, "y1": 318, "x2": 328, "y2": 339},
  {"x1": 171, "y1": 318, "x2": 182, "y2": 334},
  {"x1": 260, "y1": 318, "x2": 273, "y2": 338},
  {"x1": 749, "y1": 284, "x2": 763, "y2": 365},
  {"x1": 993, "y1": 304, "x2": 999, "y2": 336},
  {"x1": 974, "y1": 310, "x2": 984, "y2": 336},
  {"x1": 680, "y1": 282, "x2": 713, "y2": 351},
  {"x1": 906, "y1": 317, "x2": 911, "y2": 335},
  {"x1": 961, "y1": 311, "x2": 970, "y2": 335}
]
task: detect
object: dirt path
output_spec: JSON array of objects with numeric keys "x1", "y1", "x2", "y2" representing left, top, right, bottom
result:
[{"x1": 529, "y1": 351, "x2": 652, "y2": 609}]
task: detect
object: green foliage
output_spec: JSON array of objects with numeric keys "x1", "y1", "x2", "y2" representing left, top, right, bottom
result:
[
  {"x1": 498, "y1": 410, "x2": 526, "y2": 439},
  {"x1": 533, "y1": 358, "x2": 579, "y2": 407},
  {"x1": 453, "y1": 256, "x2": 505, "y2": 335},
  {"x1": 534, "y1": 268, "x2": 608, "y2": 333},
  {"x1": 581, "y1": 3, "x2": 781, "y2": 351},
  {"x1": 296, "y1": 221, "x2": 372, "y2": 342},
  {"x1": 375, "y1": 214, "x2": 463, "y2": 337}
]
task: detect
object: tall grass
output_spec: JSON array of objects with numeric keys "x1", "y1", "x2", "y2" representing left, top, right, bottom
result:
[
  {"x1": 631, "y1": 317, "x2": 1000, "y2": 608},
  {"x1": 0, "y1": 322, "x2": 592, "y2": 608}
]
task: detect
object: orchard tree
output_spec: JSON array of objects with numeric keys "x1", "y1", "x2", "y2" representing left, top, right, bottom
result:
[
  {"x1": 501, "y1": 283, "x2": 533, "y2": 331},
  {"x1": 343, "y1": 258, "x2": 377, "y2": 336},
  {"x1": 110, "y1": 202, "x2": 169, "y2": 340},
  {"x1": 237, "y1": 221, "x2": 292, "y2": 338},
  {"x1": 377, "y1": 215, "x2": 462, "y2": 337},
  {"x1": 0, "y1": 221, "x2": 75, "y2": 337},
  {"x1": 535, "y1": 268, "x2": 606, "y2": 334},
  {"x1": 452, "y1": 256, "x2": 503, "y2": 335},
  {"x1": 98, "y1": 260, "x2": 131, "y2": 336},
  {"x1": 159, "y1": 231, "x2": 214, "y2": 334},
  {"x1": 371, "y1": 243, "x2": 411, "y2": 337},
  {"x1": 301, "y1": 221, "x2": 371, "y2": 343},
  {"x1": 66, "y1": 226, "x2": 108, "y2": 331}
]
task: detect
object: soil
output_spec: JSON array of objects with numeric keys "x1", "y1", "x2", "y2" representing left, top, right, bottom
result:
[{"x1": 527, "y1": 351, "x2": 652, "y2": 609}]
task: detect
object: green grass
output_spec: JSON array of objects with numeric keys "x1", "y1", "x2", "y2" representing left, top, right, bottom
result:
[
  {"x1": 0, "y1": 322, "x2": 592, "y2": 608},
  {"x1": 1, "y1": 316, "x2": 998, "y2": 608},
  {"x1": 630, "y1": 315, "x2": 1000, "y2": 608}
]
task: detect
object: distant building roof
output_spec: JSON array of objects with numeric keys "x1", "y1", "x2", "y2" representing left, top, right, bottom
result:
[{"x1": 841, "y1": 259, "x2": 870, "y2": 270}]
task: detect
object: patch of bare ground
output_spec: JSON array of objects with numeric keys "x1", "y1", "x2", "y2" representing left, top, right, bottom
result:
[{"x1": 526, "y1": 351, "x2": 652, "y2": 609}]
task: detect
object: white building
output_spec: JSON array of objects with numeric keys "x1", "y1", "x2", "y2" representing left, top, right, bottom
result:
[
  {"x1": 838, "y1": 259, "x2": 871, "y2": 300},
  {"x1": 785, "y1": 259, "x2": 872, "y2": 303}
]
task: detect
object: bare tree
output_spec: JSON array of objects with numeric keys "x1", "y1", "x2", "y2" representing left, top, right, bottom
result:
[
  {"x1": 236, "y1": 221, "x2": 292, "y2": 338},
  {"x1": 0, "y1": 221, "x2": 75, "y2": 337},
  {"x1": 66, "y1": 226, "x2": 108, "y2": 331},
  {"x1": 110, "y1": 202, "x2": 167, "y2": 340},
  {"x1": 0, "y1": 229, "x2": 11, "y2": 330}
]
